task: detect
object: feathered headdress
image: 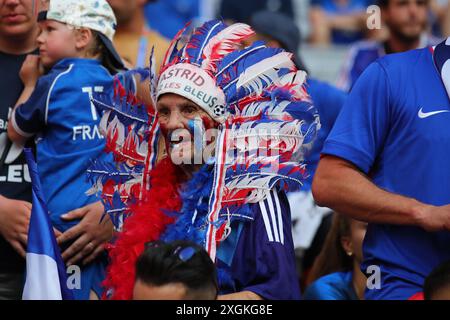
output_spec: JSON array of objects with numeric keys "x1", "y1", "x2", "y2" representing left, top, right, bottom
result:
[{"x1": 89, "y1": 20, "x2": 319, "y2": 261}]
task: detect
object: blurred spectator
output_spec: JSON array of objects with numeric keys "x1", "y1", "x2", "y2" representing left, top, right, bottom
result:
[
  {"x1": 0, "y1": 0, "x2": 41, "y2": 300},
  {"x1": 108, "y1": 0, "x2": 169, "y2": 70},
  {"x1": 247, "y1": 11, "x2": 347, "y2": 279},
  {"x1": 423, "y1": 260, "x2": 450, "y2": 300},
  {"x1": 144, "y1": 0, "x2": 203, "y2": 39},
  {"x1": 133, "y1": 240, "x2": 218, "y2": 300},
  {"x1": 338, "y1": 0, "x2": 439, "y2": 91},
  {"x1": 219, "y1": 0, "x2": 295, "y2": 24},
  {"x1": 303, "y1": 214, "x2": 368, "y2": 300},
  {"x1": 430, "y1": 0, "x2": 450, "y2": 37},
  {"x1": 309, "y1": 0, "x2": 373, "y2": 45}
]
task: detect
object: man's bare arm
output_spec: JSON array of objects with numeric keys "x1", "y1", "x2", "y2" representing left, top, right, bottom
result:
[{"x1": 312, "y1": 155, "x2": 450, "y2": 232}]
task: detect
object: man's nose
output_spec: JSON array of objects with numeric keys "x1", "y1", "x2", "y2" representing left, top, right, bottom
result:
[
  {"x1": 409, "y1": 1, "x2": 422, "y2": 15},
  {"x1": 5, "y1": 0, "x2": 20, "y2": 6},
  {"x1": 165, "y1": 110, "x2": 185, "y2": 130}
]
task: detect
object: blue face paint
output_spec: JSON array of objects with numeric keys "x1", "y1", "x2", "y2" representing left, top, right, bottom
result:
[{"x1": 188, "y1": 117, "x2": 205, "y2": 164}]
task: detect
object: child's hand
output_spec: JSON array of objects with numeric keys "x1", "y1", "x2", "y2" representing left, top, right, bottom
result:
[{"x1": 19, "y1": 54, "x2": 43, "y2": 88}]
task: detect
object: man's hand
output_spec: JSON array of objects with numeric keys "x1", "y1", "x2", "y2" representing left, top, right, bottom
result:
[
  {"x1": 0, "y1": 196, "x2": 32, "y2": 257},
  {"x1": 57, "y1": 201, "x2": 113, "y2": 266},
  {"x1": 19, "y1": 54, "x2": 43, "y2": 88},
  {"x1": 0, "y1": 196, "x2": 62, "y2": 257}
]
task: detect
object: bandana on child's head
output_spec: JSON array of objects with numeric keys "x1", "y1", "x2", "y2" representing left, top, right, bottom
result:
[{"x1": 37, "y1": 0, "x2": 124, "y2": 70}]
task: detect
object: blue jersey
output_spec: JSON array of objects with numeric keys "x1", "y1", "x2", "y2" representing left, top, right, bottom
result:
[
  {"x1": 302, "y1": 78, "x2": 346, "y2": 191},
  {"x1": 322, "y1": 48, "x2": 450, "y2": 299},
  {"x1": 338, "y1": 37, "x2": 440, "y2": 91},
  {"x1": 303, "y1": 271, "x2": 358, "y2": 300},
  {"x1": 217, "y1": 189, "x2": 301, "y2": 300},
  {"x1": 12, "y1": 58, "x2": 115, "y2": 232},
  {"x1": 311, "y1": 0, "x2": 370, "y2": 44}
]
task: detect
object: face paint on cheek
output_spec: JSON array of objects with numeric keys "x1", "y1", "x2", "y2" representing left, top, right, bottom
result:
[
  {"x1": 200, "y1": 115, "x2": 217, "y2": 131},
  {"x1": 188, "y1": 117, "x2": 205, "y2": 163}
]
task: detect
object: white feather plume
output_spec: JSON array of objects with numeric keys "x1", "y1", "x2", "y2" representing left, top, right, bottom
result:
[
  {"x1": 235, "y1": 52, "x2": 295, "y2": 96},
  {"x1": 201, "y1": 23, "x2": 254, "y2": 72}
]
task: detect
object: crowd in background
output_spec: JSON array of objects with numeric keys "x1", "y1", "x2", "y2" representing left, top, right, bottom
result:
[{"x1": 0, "y1": 0, "x2": 450, "y2": 300}]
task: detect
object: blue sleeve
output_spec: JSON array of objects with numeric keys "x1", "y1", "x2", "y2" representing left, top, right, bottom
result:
[
  {"x1": 321, "y1": 61, "x2": 391, "y2": 174},
  {"x1": 232, "y1": 189, "x2": 301, "y2": 300},
  {"x1": 307, "y1": 79, "x2": 346, "y2": 133},
  {"x1": 303, "y1": 272, "x2": 357, "y2": 300},
  {"x1": 303, "y1": 279, "x2": 345, "y2": 300},
  {"x1": 12, "y1": 77, "x2": 50, "y2": 137}
]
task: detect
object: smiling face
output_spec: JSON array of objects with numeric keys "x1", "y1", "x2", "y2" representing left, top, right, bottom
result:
[{"x1": 156, "y1": 93, "x2": 218, "y2": 168}]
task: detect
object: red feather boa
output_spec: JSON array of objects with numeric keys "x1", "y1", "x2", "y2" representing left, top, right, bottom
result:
[{"x1": 101, "y1": 158, "x2": 183, "y2": 300}]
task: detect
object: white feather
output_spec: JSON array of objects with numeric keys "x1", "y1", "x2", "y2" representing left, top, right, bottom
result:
[
  {"x1": 236, "y1": 52, "x2": 295, "y2": 95},
  {"x1": 201, "y1": 23, "x2": 254, "y2": 72},
  {"x1": 149, "y1": 48, "x2": 158, "y2": 107},
  {"x1": 99, "y1": 109, "x2": 111, "y2": 136}
]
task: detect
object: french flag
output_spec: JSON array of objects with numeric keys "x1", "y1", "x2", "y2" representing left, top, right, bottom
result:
[{"x1": 22, "y1": 149, "x2": 73, "y2": 300}]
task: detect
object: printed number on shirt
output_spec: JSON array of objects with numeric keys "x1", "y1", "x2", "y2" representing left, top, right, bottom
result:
[
  {"x1": 72, "y1": 86, "x2": 105, "y2": 141},
  {"x1": 81, "y1": 86, "x2": 103, "y2": 121}
]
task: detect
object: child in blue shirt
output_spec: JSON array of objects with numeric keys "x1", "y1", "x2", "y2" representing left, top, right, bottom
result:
[{"x1": 8, "y1": 0, "x2": 126, "y2": 300}]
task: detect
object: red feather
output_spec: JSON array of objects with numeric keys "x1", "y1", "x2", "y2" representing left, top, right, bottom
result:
[{"x1": 101, "y1": 158, "x2": 183, "y2": 300}]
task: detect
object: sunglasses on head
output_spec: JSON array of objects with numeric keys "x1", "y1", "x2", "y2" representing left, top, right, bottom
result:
[{"x1": 145, "y1": 241, "x2": 198, "y2": 262}]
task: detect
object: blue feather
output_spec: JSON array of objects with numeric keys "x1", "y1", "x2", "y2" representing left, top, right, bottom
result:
[
  {"x1": 218, "y1": 46, "x2": 286, "y2": 103},
  {"x1": 183, "y1": 20, "x2": 226, "y2": 65}
]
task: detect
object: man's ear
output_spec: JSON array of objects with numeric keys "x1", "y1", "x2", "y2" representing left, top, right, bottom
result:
[
  {"x1": 341, "y1": 236, "x2": 353, "y2": 257},
  {"x1": 75, "y1": 28, "x2": 93, "y2": 51}
]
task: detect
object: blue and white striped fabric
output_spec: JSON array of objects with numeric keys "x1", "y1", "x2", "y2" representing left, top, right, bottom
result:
[
  {"x1": 258, "y1": 189, "x2": 285, "y2": 245},
  {"x1": 22, "y1": 149, "x2": 73, "y2": 300}
]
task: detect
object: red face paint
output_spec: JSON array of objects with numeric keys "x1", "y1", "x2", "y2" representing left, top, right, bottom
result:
[{"x1": 200, "y1": 115, "x2": 218, "y2": 131}]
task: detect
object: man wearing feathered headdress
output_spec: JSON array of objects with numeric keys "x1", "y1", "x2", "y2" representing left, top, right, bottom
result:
[{"x1": 90, "y1": 20, "x2": 320, "y2": 300}]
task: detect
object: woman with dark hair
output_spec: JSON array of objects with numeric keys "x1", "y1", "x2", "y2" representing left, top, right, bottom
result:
[{"x1": 303, "y1": 213, "x2": 367, "y2": 300}]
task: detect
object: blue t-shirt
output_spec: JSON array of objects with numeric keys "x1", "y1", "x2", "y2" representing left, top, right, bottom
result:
[
  {"x1": 338, "y1": 41, "x2": 385, "y2": 92},
  {"x1": 338, "y1": 37, "x2": 441, "y2": 92},
  {"x1": 217, "y1": 189, "x2": 301, "y2": 300},
  {"x1": 303, "y1": 271, "x2": 358, "y2": 300},
  {"x1": 145, "y1": 0, "x2": 199, "y2": 39},
  {"x1": 311, "y1": 0, "x2": 370, "y2": 44},
  {"x1": 12, "y1": 58, "x2": 113, "y2": 232},
  {"x1": 302, "y1": 78, "x2": 346, "y2": 190},
  {"x1": 322, "y1": 48, "x2": 450, "y2": 299}
]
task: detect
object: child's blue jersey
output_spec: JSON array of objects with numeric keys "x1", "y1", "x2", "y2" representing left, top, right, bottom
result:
[{"x1": 12, "y1": 58, "x2": 114, "y2": 231}]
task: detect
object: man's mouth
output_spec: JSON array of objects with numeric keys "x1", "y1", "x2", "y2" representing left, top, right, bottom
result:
[
  {"x1": 3, "y1": 13, "x2": 26, "y2": 23},
  {"x1": 169, "y1": 139, "x2": 192, "y2": 150},
  {"x1": 167, "y1": 130, "x2": 190, "y2": 148}
]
